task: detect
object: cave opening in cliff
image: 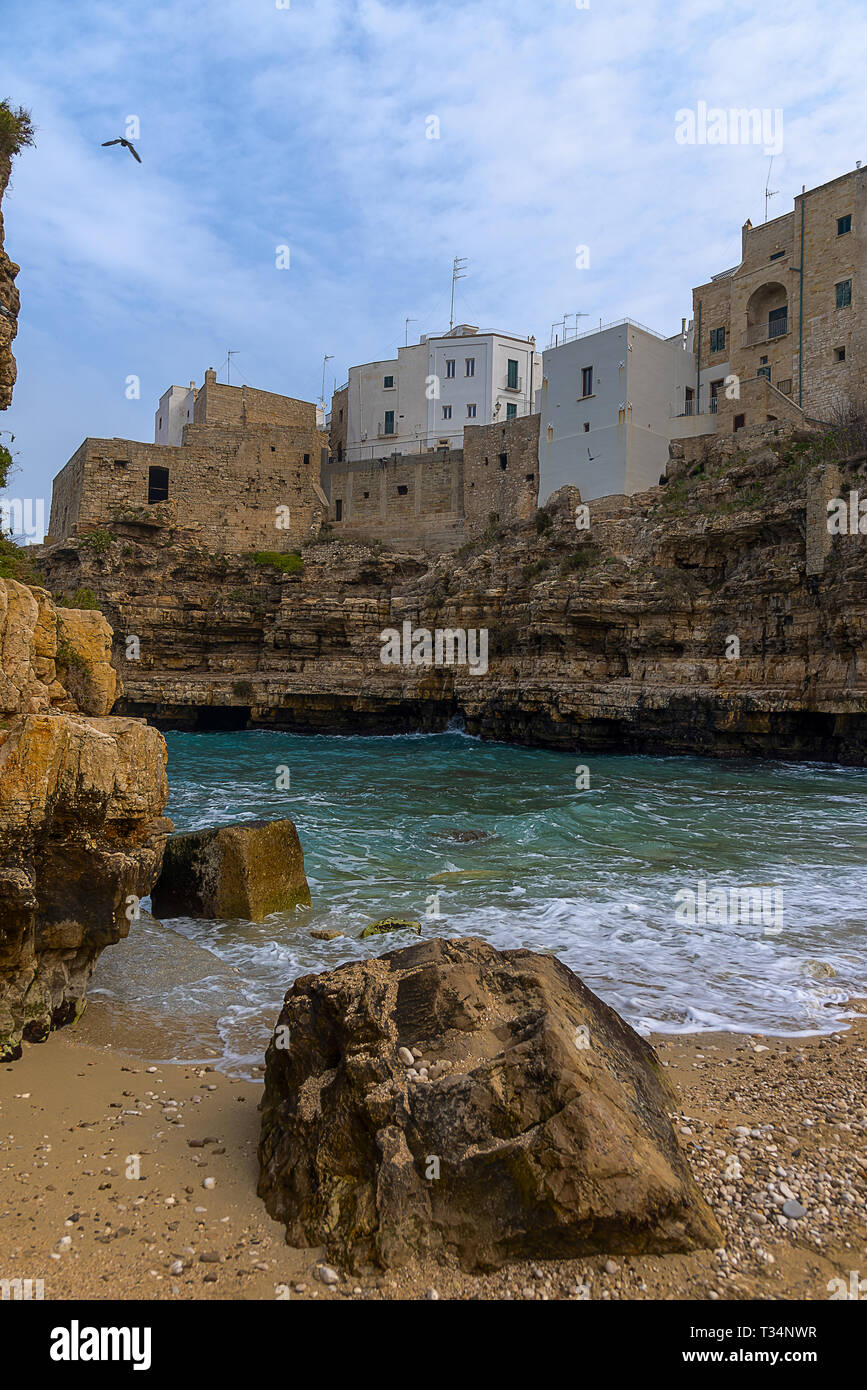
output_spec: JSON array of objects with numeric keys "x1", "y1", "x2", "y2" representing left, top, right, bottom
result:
[{"x1": 193, "y1": 705, "x2": 252, "y2": 730}]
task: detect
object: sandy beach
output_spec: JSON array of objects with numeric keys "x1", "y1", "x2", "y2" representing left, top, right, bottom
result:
[{"x1": 2, "y1": 994, "x2": 865, "y2": 1303}]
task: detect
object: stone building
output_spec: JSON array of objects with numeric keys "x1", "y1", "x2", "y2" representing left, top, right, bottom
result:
[
  {"x1": 672, "y1": 164, "x2": 865, "y2": 452},
  {"x1": 320, "y1": 414, "x2": 540, "y2": 551},
  {"x1": 48, "y1": 369, "x2": 328, "y2": 553}
]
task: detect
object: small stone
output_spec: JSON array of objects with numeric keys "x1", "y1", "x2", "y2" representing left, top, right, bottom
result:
[
  {"x1": 398, "y1": 1047, "x2": 414, "y2": 1066},
  {"x1": 170, "y1": 1260, "x2": 184, "y2": 1275},
  {"x1": 202, "y1": 1177, "x2": 216, "y2": 1189},
  {"x1": 604, "y1": 1259, "x2": 619, "y2": 1274},
  {"x1": 782, "y1": 1198, "x2": 806, "y2": 1219},
  {"x1": 424, "y1": 1287, "x2": 439, "y2": 1300},
  {"x1": 316, "y1": 1264, "x2": 339, "y2": 1285}
]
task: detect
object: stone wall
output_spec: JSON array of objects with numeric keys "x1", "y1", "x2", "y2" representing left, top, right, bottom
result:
[
  {"x1": 463, "y1": 414, "x2": 540, "y2": 539},
  {"x1": 321, "y1": 448, "x2": 465, "y2": 551},
  {"x1": 49, "y1": 421, "x2": 326, "y2": 553},
  {"x1": 193, "y1": 368, "x2": 314, "y2": 430}
]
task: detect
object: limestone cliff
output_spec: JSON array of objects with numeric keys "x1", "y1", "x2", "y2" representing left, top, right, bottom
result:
[
  {"x1": 0, "y1": 580, "x2": 171, "y2": 1060},
  {"x1": 40, "y1": 423, "x2": 867, "y2": 763},
  {"x1": 0, "y1": 150, "x2": 20, "y2": 412}
]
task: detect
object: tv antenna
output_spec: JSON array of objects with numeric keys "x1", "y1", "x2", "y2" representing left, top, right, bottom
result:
[
  {"x1": 404, "y1": 317, "x2": 418, "y2": 347},
  {"x1": 321, "y1": 354, "x2": 334, "y2": 407},
  {"x1": 449, "y1": 256, "x2": 468, "y2": 330},
  {"x1": 764, "y1": 157, "x2": 779, "y2": 223},
  {"x1": 226, "y1": 349, "x2": 239, "y2": 384}
]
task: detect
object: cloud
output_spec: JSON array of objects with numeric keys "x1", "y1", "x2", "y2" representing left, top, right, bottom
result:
[{"x1": 1, "y1": 0, "x2": 865, "y2": 525}]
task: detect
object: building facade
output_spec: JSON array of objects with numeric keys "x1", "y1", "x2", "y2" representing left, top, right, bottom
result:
[
  {"x1": 333, "y1": 325, "x2": 541, "y2": 462},
  {"x1": 538, "y1": 319, "x2": 694, "y2": 502},
  {"x1": 673, "y1": 164, "x2": 865, "y2": 447},
  {"x1": 49, "y1": 369, "x2": 327, "y2": 553}
]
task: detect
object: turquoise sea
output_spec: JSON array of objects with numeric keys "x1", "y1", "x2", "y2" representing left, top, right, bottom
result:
[{"x1": 88, "y1": 729, "x2": 867, "y2": 1075}]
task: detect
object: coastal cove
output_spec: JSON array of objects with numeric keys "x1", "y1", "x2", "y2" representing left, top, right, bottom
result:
[{"x1": 85, "y1": 729, "x2": 867, "y2": 1077}]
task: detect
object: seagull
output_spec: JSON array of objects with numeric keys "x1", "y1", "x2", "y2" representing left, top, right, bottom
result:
[{"x1": 101, "y1": 137, "x2": 142, "y2": 163}]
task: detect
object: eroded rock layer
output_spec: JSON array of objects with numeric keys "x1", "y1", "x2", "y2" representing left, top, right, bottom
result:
[
  {"x1": 40, "y1": 426, "x2": 867, "y2": 762},
  {"x1": 0, "y1": 579, "x2": 171, "y2": 1060}
]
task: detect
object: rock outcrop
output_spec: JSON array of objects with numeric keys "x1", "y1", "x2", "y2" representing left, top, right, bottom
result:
[
  {"x1": 0, "y1": 578, "x2": 171, "y2": 1060},
  {"x1": 152, "y1": 819, "x2": 311, "y2": 921},
  {"x1": 257, "y1": 936, "x2": 721, "y2": 1271},
  {"x1": 0, "y1": 150, "x2": 19, "y2": 411},
  {"x1": 40, "y1": 424, "x2": 867, "y2": 762}
]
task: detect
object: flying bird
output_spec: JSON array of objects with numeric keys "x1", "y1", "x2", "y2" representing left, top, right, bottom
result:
[{"x1": 101, "y1": 137, "x2": 142, "y2": 163}]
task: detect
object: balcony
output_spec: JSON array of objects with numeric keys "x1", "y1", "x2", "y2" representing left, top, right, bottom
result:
[
  {"x1": 503, "y1": 375, "x2": 523, "y2": 393},
  {"x1": 742, "y1": 315, "x2": 788, "y2": 348}
]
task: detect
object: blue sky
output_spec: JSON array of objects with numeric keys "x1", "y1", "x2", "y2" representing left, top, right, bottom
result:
[{"x1": 2, "y1": 0, "x2": 866, "y2": 526}]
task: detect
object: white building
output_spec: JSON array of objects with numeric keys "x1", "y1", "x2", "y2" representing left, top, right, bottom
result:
[
  {"x1": 339, "y1": 326, "x2": 541, "y2": 461},
  {"x1": 154, "y1": 382, "x2": 197, "y2": 445},
  {"x1": 538, "y1": 319, "x2": 695, "y2": 502}
]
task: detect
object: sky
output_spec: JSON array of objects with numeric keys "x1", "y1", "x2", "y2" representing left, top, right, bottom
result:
[{"x1": 2, "y1": 0, "x2": 866, "y2": 530}]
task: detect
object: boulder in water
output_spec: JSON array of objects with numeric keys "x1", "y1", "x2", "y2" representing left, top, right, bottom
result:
[{"x1": 152, "y1": 818, "x2": 312, "y2": 921}]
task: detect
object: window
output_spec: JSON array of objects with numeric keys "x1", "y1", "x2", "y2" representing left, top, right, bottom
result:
[
  {"x1": 709, "y1": 326, "x2": 726, "y2": 353},
  {"x1": 581, "y1": 366, "x2": 593, "y2": 397},
  {"x1": 583, "y1": 421, "x2": 590, "y2": 432},
  {"x1": 442, "y1": 405, "x2": 452, "y2": 420},
  {"x1": 114, "y1": 458, "x2": 128, "y2": 468},
  {"x1": 338, "y1": 409, "x2": 343, "y2": 422},
  {"x1": 835, "y1": 346, "x2": 846, "y2": 362},
  {"x1": 768, "y1": 305, "x2": 787, "y2": 337},
  {"x1": 445, "y1": 359, "x2": 455, "y2": 378},
  {"x1": 836, "y1": 279, "x2": 852, "y2": 309},
  {"x1": 525, "y1": 473, "x2": 534, "y2": 482},
  {"x1": 685, "y1": 387, "x2": 694, "y2": 415},
  {"x1": 465, "y1": 357, "x2": 475, "y2": 377},
  {"x1": 335, "y1": 499, "x2": 343, "y2": 521},
  {"x1": 506, "y1": 358, "x2": 519, "y2": 390},
  {"x1": 383, "y1": 375, "x2": 394, "y2": 389},
  {"x1": 733, "y1": 414, "x2": 745, "y2": 432},
  {"x1": 158, "y1": 417, "x2": 162, "y2": 428},
  {"x1": 837, "y1": 215, "x2": 852, "y2": 236},
  {"x1": 506, "y1": 402, "x2": 517, "y2": 420},
  {"x1": 758, "y1": 365, "x2": 771, "y2": 381},
  {"x1": 303, "y1": 453, "x2": 310, "y2": 466},
  {"x1": 384, "y1": 410, "x2": 395, "y2": 434},
  {"x1": 466, "y1": 403, "x2": 476, "y2": 418},
  {"x1": 397, "y1": 484, "x2": 408, "y2": 496},
  {"x1": 499, "y1": 452, "x2": 508, "y2": 470},
  {"x1": 710, "y1": 379, "x2": 724, "y2": 412},
  {"x1": 363, "y1": 491, "x2": 369, "y2": 499},
  {"x1": 769, "y1": 250, "x2": 785, "y2": 261},
  {"x1": 147, "y1": 466, "x2": 169, "y2": 504}
]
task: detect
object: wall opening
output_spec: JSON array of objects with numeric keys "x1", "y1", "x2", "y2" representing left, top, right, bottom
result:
[
  {"x1": 335, "y1": 499, "x2": 343, "y2": 521},
  {"x1": 148, "y1": 466, "x2": 169, "y2": 504}
]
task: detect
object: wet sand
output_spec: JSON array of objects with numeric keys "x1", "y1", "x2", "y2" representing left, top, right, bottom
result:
[{"x1": 1, "y1": 999, "x2": 865, "y2": 1302}]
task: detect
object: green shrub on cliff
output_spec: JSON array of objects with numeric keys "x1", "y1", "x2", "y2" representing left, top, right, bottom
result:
[
  {"x1": 80, "y1": 528, "x2": 113, "y2": 555},
  {"x1": 54, "y1": 586, "x2": 101, "y2": 611},
  {"x1": 0, "y1": 533, "x2": 43, "y2": 585},
  {"x1": 0, "y1": 101, "x2": 35, "y2": 159},
  {"x1": 249, "y1": 550, "x2": 304, "y2": 574}
]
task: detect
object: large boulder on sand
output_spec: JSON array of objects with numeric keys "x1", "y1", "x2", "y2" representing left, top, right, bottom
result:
[
  {"x1": 152, "y1": 818, "x2": 312, "y2": 921},
  {"x1": 257, "y1": 936, "x2": 721, "y2": 1271}
]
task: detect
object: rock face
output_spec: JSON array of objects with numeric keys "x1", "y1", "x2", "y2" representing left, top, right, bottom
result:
[
  {"x1": 152, "y1": 819, "x2": 312, "y2": 921},
  {"x1": 0, "y1": 578, "x2": 171, "y2": 1060},
  {"x1": 0, "y1": 151, "x2": 19, "y2": 411},
  {"x1": 257, "y1": 936, "x2": 721, "y2": 1271},
  {"x1": 41, "y1": 424, "x2": 867, "y2": 762}
]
